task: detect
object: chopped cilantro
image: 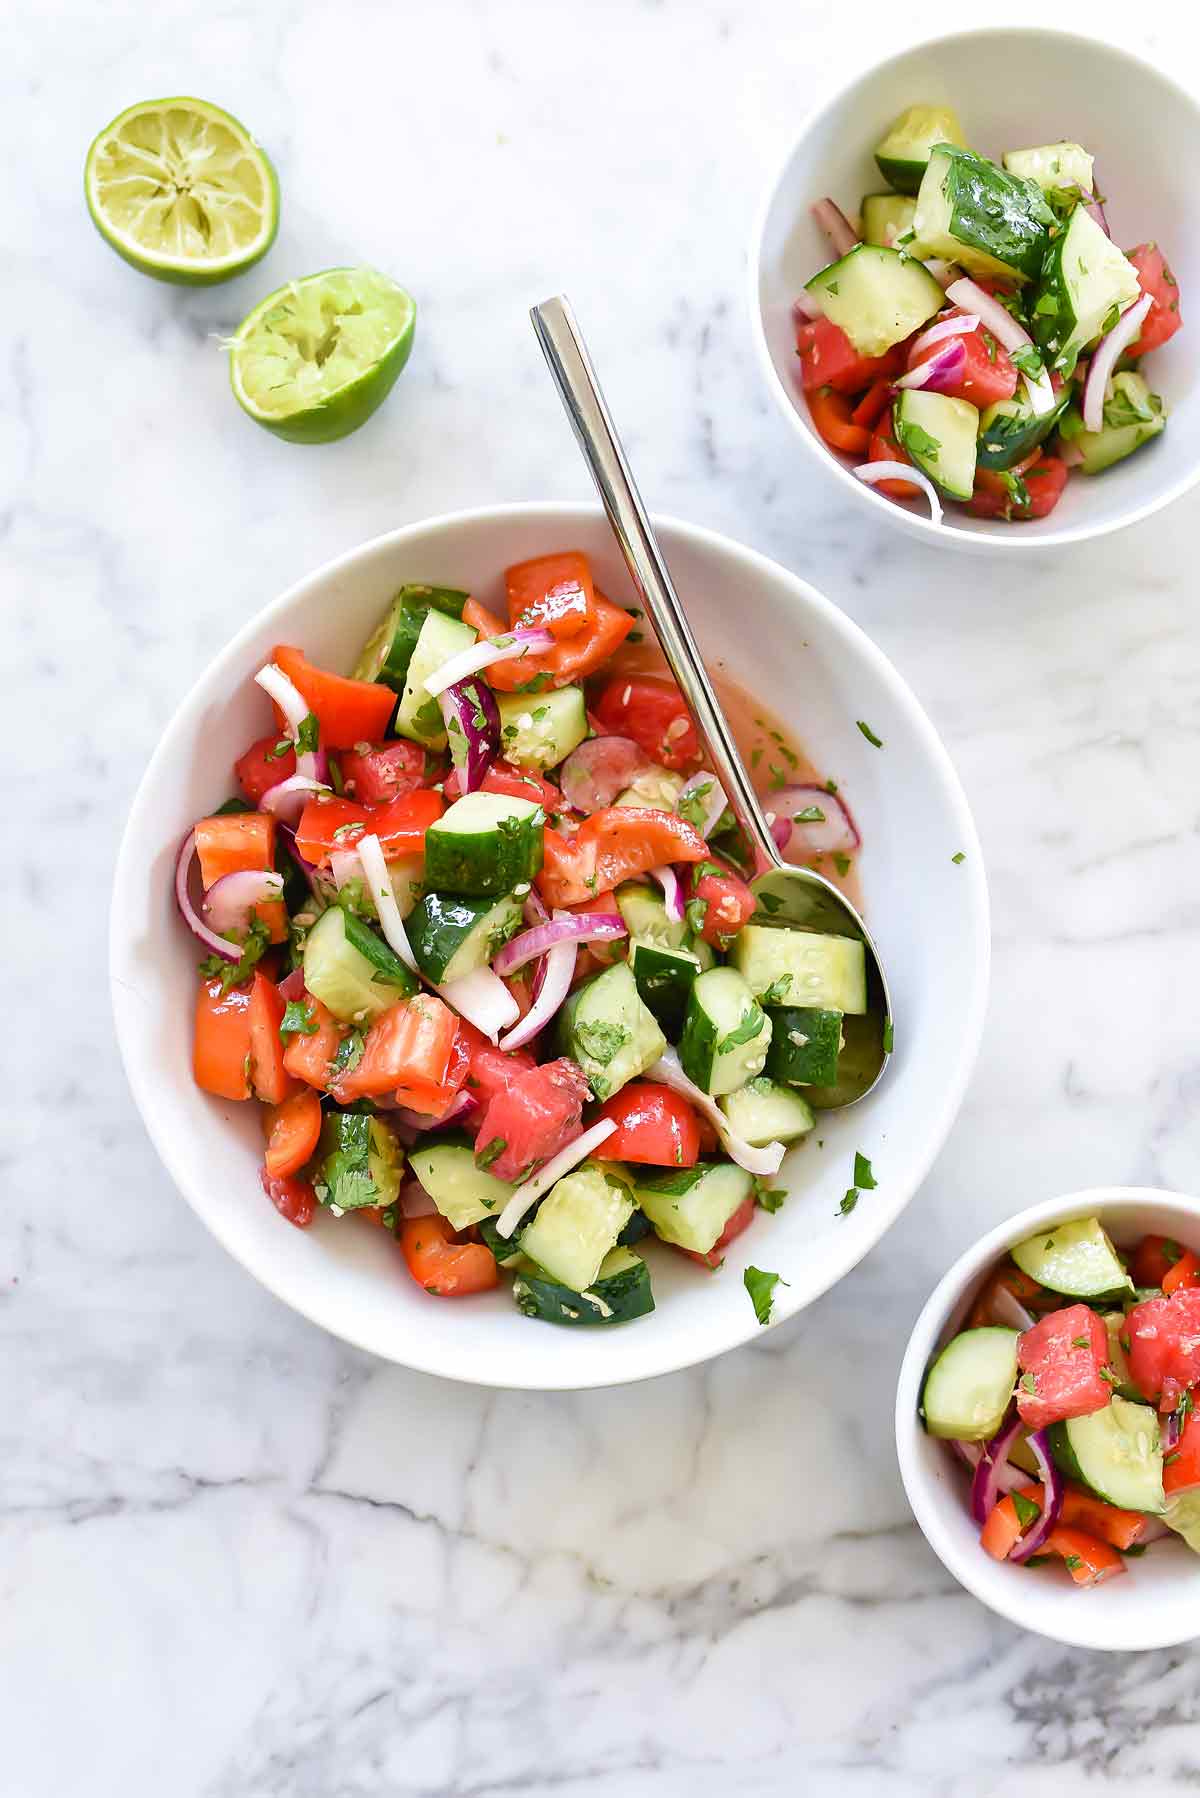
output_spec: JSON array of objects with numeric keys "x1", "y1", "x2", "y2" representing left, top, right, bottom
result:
[
  {"x1": 856, "y1": 720, "x2": 883, "y2": 749},
  {"x1": 717, "y1": 1007, "x2": 765, "y2": 1054},
  {"x1": 1009, "y1": 344, "x2": 1044, "y2": 377},
  {"x1": 279, "y1": 1000, "x2": 318, "y2": 1041},
  {"x1": 329, "y1": 1029, "x2": 366, "y2": 1081},
  {"x1": 1012, "y1": 1490, "x2": 1041, "y2": 1531},
  {"x1": 1071, "y1": 1335, "x2": 1090, "y2": 1350},
  {"x1": 677, "y1": 781, "x2": 714, "y2": 831},
  {"x1": 793, "y1": 805, "x2": 825, "y2": 824},
  {"x1": 838, "y1": 1189, "x2": 858, "y2": 1216},
  {"x1": 1021, "y1": 1372, "x2": 1037, "y2": 1394},
  {"x1": 198, "y1": 917, "x2": 271, "y2": 996},
  {"x1": 760, "y1": 975, "x2": 791, "y2": 1006},
  {"x1": 744, "y1": 1265, "x2": 787, "y2": 1326},
  {"x1": 832, "y1": 852, "x2": 851, "y2": 876},
  {"x1": 296, "y1": 712, "x2": 320, "y2": 754},
  {"x1": 264, "y1": 735, "x2": 293, "y2": 761},
  {"x1": 755, "y1": 1182, "x2": 787, "y2": 1214},
  {"x1": 853, "y1": 1152, "x2": 876, "y2": 1191},
  {"x1": 951, "y1": 851, "x2": 966, "y2": 865},
  {"x1": 1062, "y1": 1553, "x2": 1083, "y2": 1572},
  {"x1": 824, "y1": 778, "x2": 838, "y2": 794},
  {"x1": 575, "y1": 1019, "x2": 629, "y2": 1067},
  {"x1": 475, "y1": 1137, "x2": 507, "y2": 1171},
  {"x1": 900, "y1": 422, "x2": 940, "y2": 463}
]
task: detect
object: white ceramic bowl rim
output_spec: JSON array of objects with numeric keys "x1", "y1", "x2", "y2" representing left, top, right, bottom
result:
[
  {"x1": 748, "y1": 25, "x2": 1200, "y2": 551},
  {"x1": 111, "y1": 501, "x2": 989, "y2": 1388}
]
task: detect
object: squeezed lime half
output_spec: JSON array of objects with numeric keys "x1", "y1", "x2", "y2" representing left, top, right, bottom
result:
[
  {"x1": 228, "y1": 267, "x2": 417, "y2": 443},
  {"x1": 85, "y1": 97, "x2": 279, "y2": 285}
]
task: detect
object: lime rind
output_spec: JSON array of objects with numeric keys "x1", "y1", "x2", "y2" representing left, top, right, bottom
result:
[
  {"x1": 85, "y1": 96, "x2": 279, "y2": 285},
  {"x1": 229, "y1": 267, "x2": 416, "y2": 444}
]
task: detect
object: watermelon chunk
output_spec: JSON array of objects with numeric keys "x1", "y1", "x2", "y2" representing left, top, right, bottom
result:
[
  {"x1": 1126, "y1": 1287, "x2": 1200, "y2": 1413},
  {"x1": 1016, "y1": 1303, "x2": 1111, "y2": 1431}
]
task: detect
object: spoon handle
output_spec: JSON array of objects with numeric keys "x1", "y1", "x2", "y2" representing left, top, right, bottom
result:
[{"x1": 530, "y1": 294, "x2": 780, "y2": 871}]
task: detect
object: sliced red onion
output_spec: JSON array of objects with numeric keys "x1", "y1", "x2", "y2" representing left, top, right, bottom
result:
[
  {"x1": 1009, "y1": 1429, "x2": 1064, "y2": 1564},
  {"x1": 492, "y1": 912, "x2": 625, "y2": 977},
  {"x1": 174, "y1": 831, "x2": 240, "y2": 962},
  {"x1": 769, "y1": 784, "x2": 860, "y2": 861},
  {"x1": 422, "y1": 625, "x2": 554, "y2": 698},
  {"x1": 1078, "y1": 176, "x2": 1109, "y2": 238},
  {"x1": 854, "y1": 461, "x2": 943, "y2": 526},
  {"x1": 944, "y1": 277, "x2": 1057, "y2": 416},
  {"x1": 792, "y1": 293, "x2": 820, "y2": 325},
  {"x1": 1135, "y1": 1515, "x2": 1173, "y2": 1545},
  {"x1": 1059, "y1": 437, "x2": 1085, "y2": 469},
  {"x1": 648, "y1": 1049, "x2": 785, "y2": 1176},
  {"x1": 768, "y1": 814, "x2": 792, "y2": 854},
  {"x1": 494, "y1": 1117, "x2": 619, "y2": 1240},
  {"x1": 1082, "y1": 293, "x2": 1153, "y2": 432},
  {"x1": 897, "y1": 339, "x2": 967, "y2": 395},
  {"x1": 440, "y1": 965, "x2": 521, "y2": 1041},
  {"x1": 523, "y1": 888, "x2": 549, "y2": 926},
  {"x1": 397, "y1": 1176, "x2": 438, "y2": 1218},
  {"x1": 559, "y1": 736, "x2": 654, "y2": 814},
  {"x1": 812, "y1": 197, "x2": 859, "y2": 258},
  {"x1": 911, "y1": 313, "x2": 981, "y2": 355},
  {"x1": 652, "y1": 865, "x2": 685, "y2": 924},
  {"x1": 1164, "y1": 1410, "x2": 1184, "y2": 1455},
  {"x1": 202, "y1": 869, "x2": 284, "y2": 936},
  {"x1": 987, "y1": 1283, "x2": 1036, "y2": 1333},
  {"x1": 357, "y1": 834, "x2": 418, "y2": 975},
  {"x1": 497, "y1": 936, "x2": 576, "y2": 1051},
  {"x1": 970, "y1": 1410, "x2": 1024, "y2": 1524},
  {"x1": 260, "y1": 773, "x2": 330, "y2": 827},
  {"x1": 924, "y1": 258, "x2": 959, "y2": 290},
  {"x1": 438, "y1": 678, "x2": 499, "y2": 793},
  {"x1": 676, "y1": 770, "x2": 727, "y2": 839},
  {"x1": 391, "y1": 1089, "x2": 478, "y2": 1134},
  {"x1": 951, "y1": 1437, "x2": 1030, "y2": 1495},
  {"x1": 277, "y1": 823, "x2": 335, "y2": 905},
  {"x1": 254, "y1": 662, "x2": 322, "y2": 781},
  {"x1": 328, "y1": 847, "x2": 362, "y2": 891},
  {"x1": 277, "y1": 967, "x2": 306, "y2": 1003}
]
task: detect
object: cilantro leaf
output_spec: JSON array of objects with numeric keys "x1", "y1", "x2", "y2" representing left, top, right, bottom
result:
[
  {"x1": 856, "y1": 720, "x2": 884, "y2": 749},
  {"x1": 760, "y1": 975, "x2": 791, "y2": 1006},
  {"x1": 900, "y1": 422, "x2": 940, "y2": 463},
  {"x1": 838, "y1": 1189, "x2": 858, "y2": 1217},
  {"x1": 676, "y1": 780, "x2": 714, "y2": 831},
  {"x1": 198, "y1": 917, "x2": 271, "y2": 996},
  {"x1": 852, "y1": 1152, "x2": 877, "y2": 1191},
  {"x1": 882, "y1": 1017, "x2": 894, "y2": 1054},
  {"x1": 792, "y1": 805, "x2": 826, "y2": 824},
  {"x1": 744, "y1": 1265, "x2": 787, "y2": 1326},
  {"x1": 575, "y1": 1019, "x2": 628, "y2": 1067},
  {"x1": 755, "y1": 1180, "x2": 787, "y2": 1214},
  {"x1": 717, "y1": 1006, "x2": 765, "y2": 1054},
  {"x1": 296, "y1": 712, "x2": 320, "y2": 754},
  {"x1": 475, "y1": 1137, "x2": 507, "y2": 1171},
  {"x1": 1012, "y1": 1490, "x2": 1042, "y2": 1531},
  {"x1": 279, "y1": 999, "x2": 319, "y2": 1041}
]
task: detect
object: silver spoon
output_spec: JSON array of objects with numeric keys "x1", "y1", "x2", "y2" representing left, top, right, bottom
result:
[{"x1": 530, "y1": 294, "x2": 891, "y2": 1108}]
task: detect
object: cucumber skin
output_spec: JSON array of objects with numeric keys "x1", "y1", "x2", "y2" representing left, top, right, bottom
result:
[
  {"x1": 407, "y1": 891, "x2": 523, "y2": 983},
  {"x1": 630, "y1": 941, "x2": 700, "y2": 1037},
  {"x1": 340, "y1": 908, "x2": 419, "y2": 997},
  {"x1": 514, "y1": 1256, "x2": 654, "y2": 1327},
  {"x1": 1047, "y1": 1402, "x2": 1166, "y2": 1514},
  {"x1": 920, "y1": 1327, "x2": 1020, "y2": 1440},
  {"x1": 353, "y1": 585, "x2": 468, "y2": 693},
  {"x1": 976, "y1": 390, "x2": 1070, "y2": 471},
  {"x1": 765, "y1": 1006, "x2": 842, "y2": 1087},
  {"x1": 424, "y1": 811, "x2": 544, "y2": 897}
]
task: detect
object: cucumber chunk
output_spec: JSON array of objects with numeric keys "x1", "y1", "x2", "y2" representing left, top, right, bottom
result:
[
  {"x1": 513, "y1": 1245, "x2": 654, "y2": 1326},
  {"x1": 560, "y1": 960, "x2": 667, "y2": 1100},
  {"x1": 614, "y1": 768, "x2": 685, "y2": 809},
  {"x1": 860, "y1": 192, "x2": 917, "y2": 248},
  {"x1": 1059, "y1": 371, "x2": 1166, "y2": 473},
  {"x1": 1011, "y1": 1216, "x2": 1132, "y2": 1300},
  {"x1": 730, "y1": 925, "x2": 867, "y2": 1014},
  {"x1": 1031, "y1": 205, "x2": 1141, "y2": 373},
  {"x1": 497, "y1": 686, "x2": 588, "y2": 772},
  {"x1": 1165, "y1": 1491, "x2": 1200, "y2": 1555},
  {"x1": 894, "y1": 389, "x2": 978, "y2": 501},
  {"x1": 1002, "y1": 141, "x2": 1094, "y2": 198},
  {"x1": 352, "y1": 584, "x2": 469, "y2": 694},
  {"x1": 977, "y1": 388, "x2": 1070, "y2": 471},
  {"x1": 394, "y1": 609, "x2": 477, "y2": 748},
  {"x1": 408, "y1": 1133, "x2": 516, "y2": 1231},
  {"x1": 519, "y1": 1164, "x2": 634, "y2": 1292},
  {"x1": 303, "y1": 904, "x2": 414, "y2": 1022},
  {"x1": 314, "y1": 1111, "x2": 404, "y2": 1214},
  {"x1": 617, "y1": 883, "x2": 688, "y2": 950},
  {"x1": 477, "y1": 1214, "x2": 527, "y2": 1268},
  {"x1": 630, "y1": 940, "x2": 703, "y2": 1037},
  {"x1": 678, "y1": 966, "x2": 772, "y2": 1097},
  {"x1": 1048, "y1": 1397, "x2": 1166, "y2": 1513},
  {"x1": 912, "y1": 146, "x2": 1053, "y2": 282},
  {"x1": 634, "y1": 1160, "x2": 754, "y2": 1256},
  {"x1": 804, "y1": 244, "x2": 944, "y2": 358},
  {"x1": 921, "y1": 1327, "x2": 1020, "y2": 1440},
  {"x1": 765, "y1": 1005, "x2": 843, "y2": 1087},
  {"x1": 424, "y1": 791, "x2": 544, "y2": 897},
  {"x1": 874, "y1": 102, "x2": 966, "y2": 195},
  {"x1": 719, "y1": 1077, "x2": 814, "y2": 1147},
  {"x1": 407, "y1": 890, "x2": 524, "y2": 984}
]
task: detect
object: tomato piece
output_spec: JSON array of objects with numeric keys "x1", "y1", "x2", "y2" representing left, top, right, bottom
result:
[
  {"x1": 504, "y1": 551, "x2": 596, "y2": 639},
  {"x1": 330, "y1": 994, "x2": 459, "y2": 1107},
  {"x1": 596, "y1": 1081, "x2": 700, "y2": 1168},
  {"x1": 1016, "y1": 1304, "x2": 1110, "y2": 1430},
  {"x1": 1131, "y1": 1233, "x2": 1186, "y2": 1289},
  {"x1": 371, "y1": 788, "x2": 446, "y2": 859},
  {"x1": 270, "y1": 644, "x2": 395, "y2": 748},
  {"x1": 806, "y1": 386, "x2": 871, "y2": 454},
  {"x1": 407, "y1": 1018, "x2": 473, "y2": 1120},
  {"x1": 1163, "y1": 1249, "x2": 1200, "y2": 1296},
  {"x1": 282, "y1": 996, "x2": 345, "y2": 1090},
  {"x1": 967, "y1": 1264, "x2": 1051, "y2": 1329},
  {"x1": 260, "y1": 1166, "x2": 317, "y2": 1228},
  {"x1": 466, "y1": 593, "x2": 634, "y2": 693},
  {"x1": 537, "y1": 807, "x2": 707, "y2": 907},
  {"x1": 1126, "y1": 1286, "x2": 1200, "y2": 1411},
  {"x1": 1060, "y1": 1483, "x2": 1155, "y2": 1551},
  {"x1": 968, "y1": 457, "x2": 1069, "y2": 522},
  {"x1": 906, "y1": 310, "x2": 1018, "y2": 408},
  {"x1": 236, "y1": 733, "x2": 295, "y2": 803},
  {"x1": 980, "y1": 1490, "x2": 1029, "y2": 1560},
  {"x1": 1125, "y1": 242, "x2": 1182, "y2": 354},
  {"x1": 459, "y1": 1023, "x2": 538, "y2": 1115},
  {"x1": 338, "y1": 740, "x2": 425, "y2": 805},
  {"x1": 474, "y1": 1057, "x2": 591, "y2": 1184},
  {"x1": 592, "y1": 675, "x2": 702, "y2": 772},
  {"x1": 263, "y1": 1087, "x2": 323, "y2": 1179},
  {"x1": 867, "y1": 408, "x2": 920, "y2": 498},
  {"x1": 246, "y1": 970, "x2": 296, "y2": 1104},
  {"x1": 400, "y1": 1213, "x2": 499, "y2": 1297},
  {"x1": 443, "y1": 759, "x2": 562, "y2": 809},
  {"x1": 193, "y1": 812, "x2": 277, "y2": 889},
  {"x1": 294, "y1": 789, "x2": 443, "y2": 865},
  {"x1": 851, "y1": 378, "x2": 894, "y2": 431},
  {"x1": 1043, "y1": 1525, "x2": 1126, "y2": 1587},
  {"x1": 193, "y1": 978, "x2": 253, "y2": 1100},
  {"x1": 1164, "y1": 1406, "x2": 1200, "y2": 1497},
  {"x1": 680, "y1": 1192, "x2": 757, "y2": 1270},
  {"x1": 687, "y1": 855, "x2": 756, "y2": 949},
  {"x1": 794, "y1": 316, "x2": 906, "y2": 395}
]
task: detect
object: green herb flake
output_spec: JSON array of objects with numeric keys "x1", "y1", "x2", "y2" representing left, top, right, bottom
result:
[
  {"x1": 951, "y1": 851, "x2": 966, "y2": 865},
  {"x1": 853, "y1": 1152, "x2": 877, "y2": 1191},
  {"x1": 755, "y1": 1183, "x2": 787, "y2": 1214},
  {"x1": 279, "y1": 1000, "x2": 318, "y2": 1041},
  {"x1": 264, "y1": 735, "x2": 293, "y2": 762},
  {"x1": 793, "y1": 805, "x2": 826, "y2": 824},
  {"x1": 677, "y1": 780, "x2": 714, "y2": 831},
  {"x1": 900, "y1": 422, "x2": 940, "y2": 463},
  {"x1": 685, "y1": 897, "x2": 709, "y2": 936},
  {"x1": 832, "y1": 852, "x2": 852, "y2": 876},
  {"x1": 838, "y1": 1189, "x2": 858, "y2": 1217},
  {"x1": 198, "y1": 917, "x2": 272, "y2": 996},
  {"x1": 576, "y1": 1019, "x2": 629, "y2": 1067},
  {"x1": 760, "y1": 975, "x2": 791, "y2": 1006},
  {"x1": 296, "y1": 712, "x2": 320, "y2": 755},
  {"x1": 475, "y1": 1137, "x2": 507, "y2": 1171},
  {"x1": 717, "y1": 1007, "x2": 765, "y2": 1054},
  {"x1": 856, "y1": 720, "x2": 883, "y2": 749},
  {"x1": 1062, "y1": 1554, "x2": 1083, "y2": 1572},
  {"x1": 1021, "y1": 1372, "x2": 1038, "y2": 1394},
  {"x1": 1071, "y1": 1335, "x2": 1090, "y2": 1350},
  {"x1": 329, "y1": 1029, "x2": 366, "y2": 1081},
  {"x1": 1012, "y1": 1490, "x2": 1041, "y2": 1531},
  {"x1": 1009, "y1": 344, "x2": 1044, "y2": 377},
  {"x1": 744, "y1": 1265, "x2": 787, "y2": 1326},
  {"x1": 882, "y1": 1017, "x2": 894, "y2": 1054}
]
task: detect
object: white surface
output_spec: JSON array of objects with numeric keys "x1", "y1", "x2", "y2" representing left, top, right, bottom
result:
[
  {"x1": 897, "y1": 1189, "x2": 1200, "y2": 1651},
  {"x1": 111, "y1": 504, "x2": 988, "y2": 1387},
  {"x1": 6, "y1": 0, "x2": 1200, "y2": 1791},
  {"x1": 752, "y1": 27, "x2": 1200, "y2": 550}
]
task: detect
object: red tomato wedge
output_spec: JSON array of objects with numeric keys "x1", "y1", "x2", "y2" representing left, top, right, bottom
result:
[
  {"x1": 1164, "y1": 1406, "x2": 1200, "y2": 1497},
  {"x1": 1131, "y1": 1233, "x2": 1186, "y2": 1289},
  {"x1": 294, "y1": 789, "x2": 444, "y2": 865},
  {"x1": 1163, "y1": 1249, "x2": 1200, "y2": 1296},
  {"x1": 592, "y1": 675, "x2": 702, "y2": 772},
  {"x1": 906, "y1": 310, "x2": 1018, "y2": 408},
  {"x1": 687, "y1": 855, "x2": 756, "y2": 949},
  {"x1": 400, "y1": 1214, "x2": 498, "y2": 1297},
  {"x1": 270, "y1": 645, "x2": 396, "y2": 748},
  {"x1": 1043, "y1": 1525, "x2": 1126, "y2": 1587},
  {"x1": 465, "y1": 592, "x2": 634, "y2": 692},
  {"x1": 260, "y1": 1167, "x2": 317, "y2": 1229},
  {"x1": 967, "y1": 457, "x2": 1069, "y2": 521},
  {"x1": 193, "y1": 978, "x2": 253, "y2": 1100},
  {"x1": 338, "y1": 740, "x2": 425, "y2": 805},
  {"x1": 1126, "y1": 1286, "x2": 1200, "y2": 1411},
  {"x1": 1126, "y1": 242, "x2": 1182, "y2": 354},
  {"x1": 330, "y1": 995, "x2": 459, "y2": 1107},
  {"x1": 504, "y1": 551, "x2": 595, "y2": 639},
  {"x1": 596, "y1": 1082, "x2": 701, "y2": 1168},
  {"x1": 537, "y1": 807, "x2": 707, "y2": 907},
  {"x1": 1016, "y1": 1303, "x2": 1111, "y2": 1431},
  {"x1": 806, "y1": 386, "x2": 871, "y2": 454},
  {"x1": 246, "y1": 970, "x2": 296, "y2": 1105},
  {"x1": 867, "y1": 409, "x2": 920, "y2": 498},
  {"x1": 458, "y1": 1023, "x2": 538, "y2": 1116},
  {"x1": 680, "y1": 1192, "x2": 757, "y2": 1270},
  {"x1": 282, "y1": 997, "x2": 345, "y2": 1090},
  {"x1": 443, "y1": 760, "x2": 562, "y2": 809},
  {"x1": 794, "y1": 316, "x2": 906, "y2": 395},
  {"x1": 263, "y1": 1087, "x2": 323, "y2": 1179},
  {"x1": 236, "y1": 733, "x2": 295, "y2": 803},
  {"x1": 473, "y1": 1057, "x2": 591, "y2": 1184},
  {"x1": 194, "y1": 812, "x2": 276, "y2": 889}
]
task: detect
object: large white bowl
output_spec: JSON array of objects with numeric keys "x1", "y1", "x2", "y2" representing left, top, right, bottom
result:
[
  {"x1": 111, "y1": 502, "x2": 989, "y2": 1389},
  {"x1": 896, "y1": 1187, "x2": 1200, "y2": 1651},
  {"x1": 750, "y1": 27, "x2": 1200, "y2": 552}
]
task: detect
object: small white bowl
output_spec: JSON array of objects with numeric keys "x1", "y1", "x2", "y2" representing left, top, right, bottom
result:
[
  {"x1": 111, "y1": 501, "x2": 988, "y2": 1389},
  {"x1": 750, "y1": 27, "x2": 1200, "y2": 553},
  {"x1": 896, "y1": 1187, "x2": 1200, "y2": 1651}
]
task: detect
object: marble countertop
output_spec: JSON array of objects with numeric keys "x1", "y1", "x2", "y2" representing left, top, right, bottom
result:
[{"x1": 7, "y1": 0, "x2": 1200, "y2": 1790}]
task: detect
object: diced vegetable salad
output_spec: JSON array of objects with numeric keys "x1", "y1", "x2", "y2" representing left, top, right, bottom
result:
[
  {"x1": 178, "y1": 551, "x2": 867, "y2": 1325},
  {"x1": 797, "y1": 104, "x2": 1180, "y2": 524},
  {"x1": 922, "y1": 1216, "x2": 1200, "y2": 1585}
]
